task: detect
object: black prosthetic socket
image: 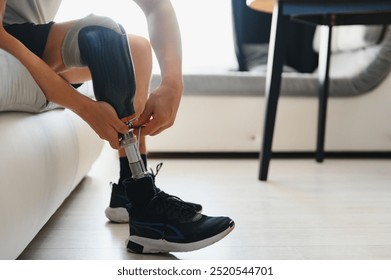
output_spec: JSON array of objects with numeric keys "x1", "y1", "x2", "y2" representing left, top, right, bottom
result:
[
  {"x1": 78, "y1": 25, "x2": 136, "y2": 119},
  {"x1": 123, "y1": 175, "x2": 156, "y2": 216}
]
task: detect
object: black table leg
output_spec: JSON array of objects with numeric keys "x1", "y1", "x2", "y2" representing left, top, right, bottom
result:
[
  {"x1": 316, "y1": 25, "x2": 332, "y2": 163},
  {"x1": 259, "y1": 3, "x2": 289, "y2": 181}
]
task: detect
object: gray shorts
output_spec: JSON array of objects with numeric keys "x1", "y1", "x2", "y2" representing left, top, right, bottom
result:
[
  {"x1": 0, "y1": 49, "x2": 58, "y2": 113},
  {"x1": 1, "y1": 22, "x2": 58, "y2": 113}
]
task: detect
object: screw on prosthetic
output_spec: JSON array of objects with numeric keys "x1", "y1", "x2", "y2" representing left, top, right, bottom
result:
[{"x1": 78, "y1": 24, "x2": 148, "y2": 180}]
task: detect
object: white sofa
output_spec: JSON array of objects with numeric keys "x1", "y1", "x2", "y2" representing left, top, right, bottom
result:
[
  {"x1": 148, "y1": 26, "x2": 391, "y2": 153},
  {"x1": 0, "y1": 50, "x2": 103, "y2": 260}
]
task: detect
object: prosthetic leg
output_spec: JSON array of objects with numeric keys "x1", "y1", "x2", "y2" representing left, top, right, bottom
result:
[
  {"x1": 78, "y1": 25, "x2": 147, "y2": 180},
  {"x1": 71, "y1": 18, "x2": 200, "y2": 213},
  {"x1": 75, "y1": 21, "x2": 234, "y2": 254}
]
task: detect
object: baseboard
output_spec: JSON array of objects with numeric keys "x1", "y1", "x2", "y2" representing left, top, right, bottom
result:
[{"x1": 149, "y1": 151, "x2": 391, "y2": 159}]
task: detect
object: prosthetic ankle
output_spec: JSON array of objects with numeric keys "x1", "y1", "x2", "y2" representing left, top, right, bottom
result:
[{"x1": 73, "y1": 19, "x2": 147, "y2": 180}]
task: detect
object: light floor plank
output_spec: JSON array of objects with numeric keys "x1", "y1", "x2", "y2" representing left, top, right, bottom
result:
[{"x1": 19, "y1": 144, "x2": 391, "y2": 260}]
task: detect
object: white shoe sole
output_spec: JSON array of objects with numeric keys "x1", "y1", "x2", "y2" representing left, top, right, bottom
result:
[
  {"x1": 105, "y1": 207, "x2": 128, "y2": 223},
  {"x1": 126, "y1": 220, "x2": 235, "y2": 253}
]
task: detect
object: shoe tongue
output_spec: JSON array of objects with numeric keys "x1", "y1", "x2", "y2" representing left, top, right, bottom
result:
[{"x1": 191, "y1": 213, "x2": 202, "y2": 222}]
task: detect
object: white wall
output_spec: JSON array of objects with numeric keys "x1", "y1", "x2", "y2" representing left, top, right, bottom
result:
[{"x1": 55, "y1": 0, "x2": 237, "y2": 73}]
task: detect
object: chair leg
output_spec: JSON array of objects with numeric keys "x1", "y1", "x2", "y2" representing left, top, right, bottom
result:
[
  {"x1": 316, "y1": 25, "x2": 332, "y2": 163},
  {"x1": 259, "y1": 3, "x2": 289, "y2": 181}
]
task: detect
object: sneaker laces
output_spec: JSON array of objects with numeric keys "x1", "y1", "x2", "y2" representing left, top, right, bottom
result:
[
  {"x1": 149, "y1": 162, "x2": 199, "y2": 211},
  {"x1": 149, "y1": 162, "x2": 196, "y2": 207},
  {"x1": 151, "y1": 191, "x2": 201, "y2": 223},
  {"x1": 149, "y1": 162, "x2": 163, "y2": 181}
]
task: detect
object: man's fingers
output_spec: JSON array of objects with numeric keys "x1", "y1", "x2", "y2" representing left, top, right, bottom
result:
[
  {"x1": 133, "y1": 105, "x2": 152, "y2": 127},
  {"x1": 138, "y1": 118, "x2": 169, "y2": 136},
  {"x1": 113, "y1": 119, "x2": 129, "y2": 135}
]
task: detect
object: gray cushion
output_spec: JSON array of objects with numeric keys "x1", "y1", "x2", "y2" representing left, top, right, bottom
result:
[{"x1": 151, "y1": 26, "x2": 391, "y2": 98}]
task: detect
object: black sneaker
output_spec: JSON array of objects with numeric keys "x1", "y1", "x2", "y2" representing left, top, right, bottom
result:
[
  {"x1": 126, "y1": 190, "x2": 235, "y2": 254},
  {"x1": 105, "y1": 164, "x2": 203, "y2": 223},
  {"x1": 105, "y1": 182, "x2": 129, "y2": 223}
]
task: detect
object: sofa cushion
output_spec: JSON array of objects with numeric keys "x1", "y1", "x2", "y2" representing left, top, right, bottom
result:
[
  {"x1": 313, "y1": 25, "x2": 385, "y2": 53},
  {"x1": 0, "y1": 109, "x2": 103, "y2": 259},
  {"x1": 0, "y1": 49, "x2": 103, "y2": 259}
]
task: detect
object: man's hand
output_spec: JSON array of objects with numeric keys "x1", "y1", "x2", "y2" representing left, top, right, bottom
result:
[
  {"x1": 134, "y1": 0, "x2": 183, "y2": 136},
  {"x1": 133, "y1": 83, "x2": 182, "y2": 136},
  {"x1": 0, "y1": 0, "x2": 6, "y2": 27},
  {"x1": 79, "y1": 100, "x2": 129, "y2": 149}
]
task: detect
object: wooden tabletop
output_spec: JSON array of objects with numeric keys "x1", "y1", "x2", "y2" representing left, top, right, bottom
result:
[
  {"x1": 247, "y1": 0, "x2": 391, "y2": 14},
  {"x1": 246, "y1": 0, "x2": 275, "y2": 13}
]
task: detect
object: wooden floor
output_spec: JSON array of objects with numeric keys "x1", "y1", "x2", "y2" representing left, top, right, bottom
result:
[{"x1": 19, "y1": 144, "x2": 391, "y2": 260}]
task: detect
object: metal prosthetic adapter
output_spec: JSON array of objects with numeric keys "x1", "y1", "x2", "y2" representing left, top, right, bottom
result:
[{"x1": 77, "y1": 23, "x2": 147, "y2": 179}]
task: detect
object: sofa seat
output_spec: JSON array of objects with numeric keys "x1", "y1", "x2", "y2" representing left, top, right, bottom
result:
[
  {"x1": 0, "y1": 108, "x2": 103, "y2": 259},
  {"x1": 0, "y1": 49, "x2": 104, "y2": 259}
]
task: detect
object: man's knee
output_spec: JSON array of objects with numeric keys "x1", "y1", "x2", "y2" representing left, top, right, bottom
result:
[
  {"x1": 129, "y1": 35, "x2": 152, "y2": 59},
  {"x1": 129, "y1": 35, "x2": 153, "y2": 84}
]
